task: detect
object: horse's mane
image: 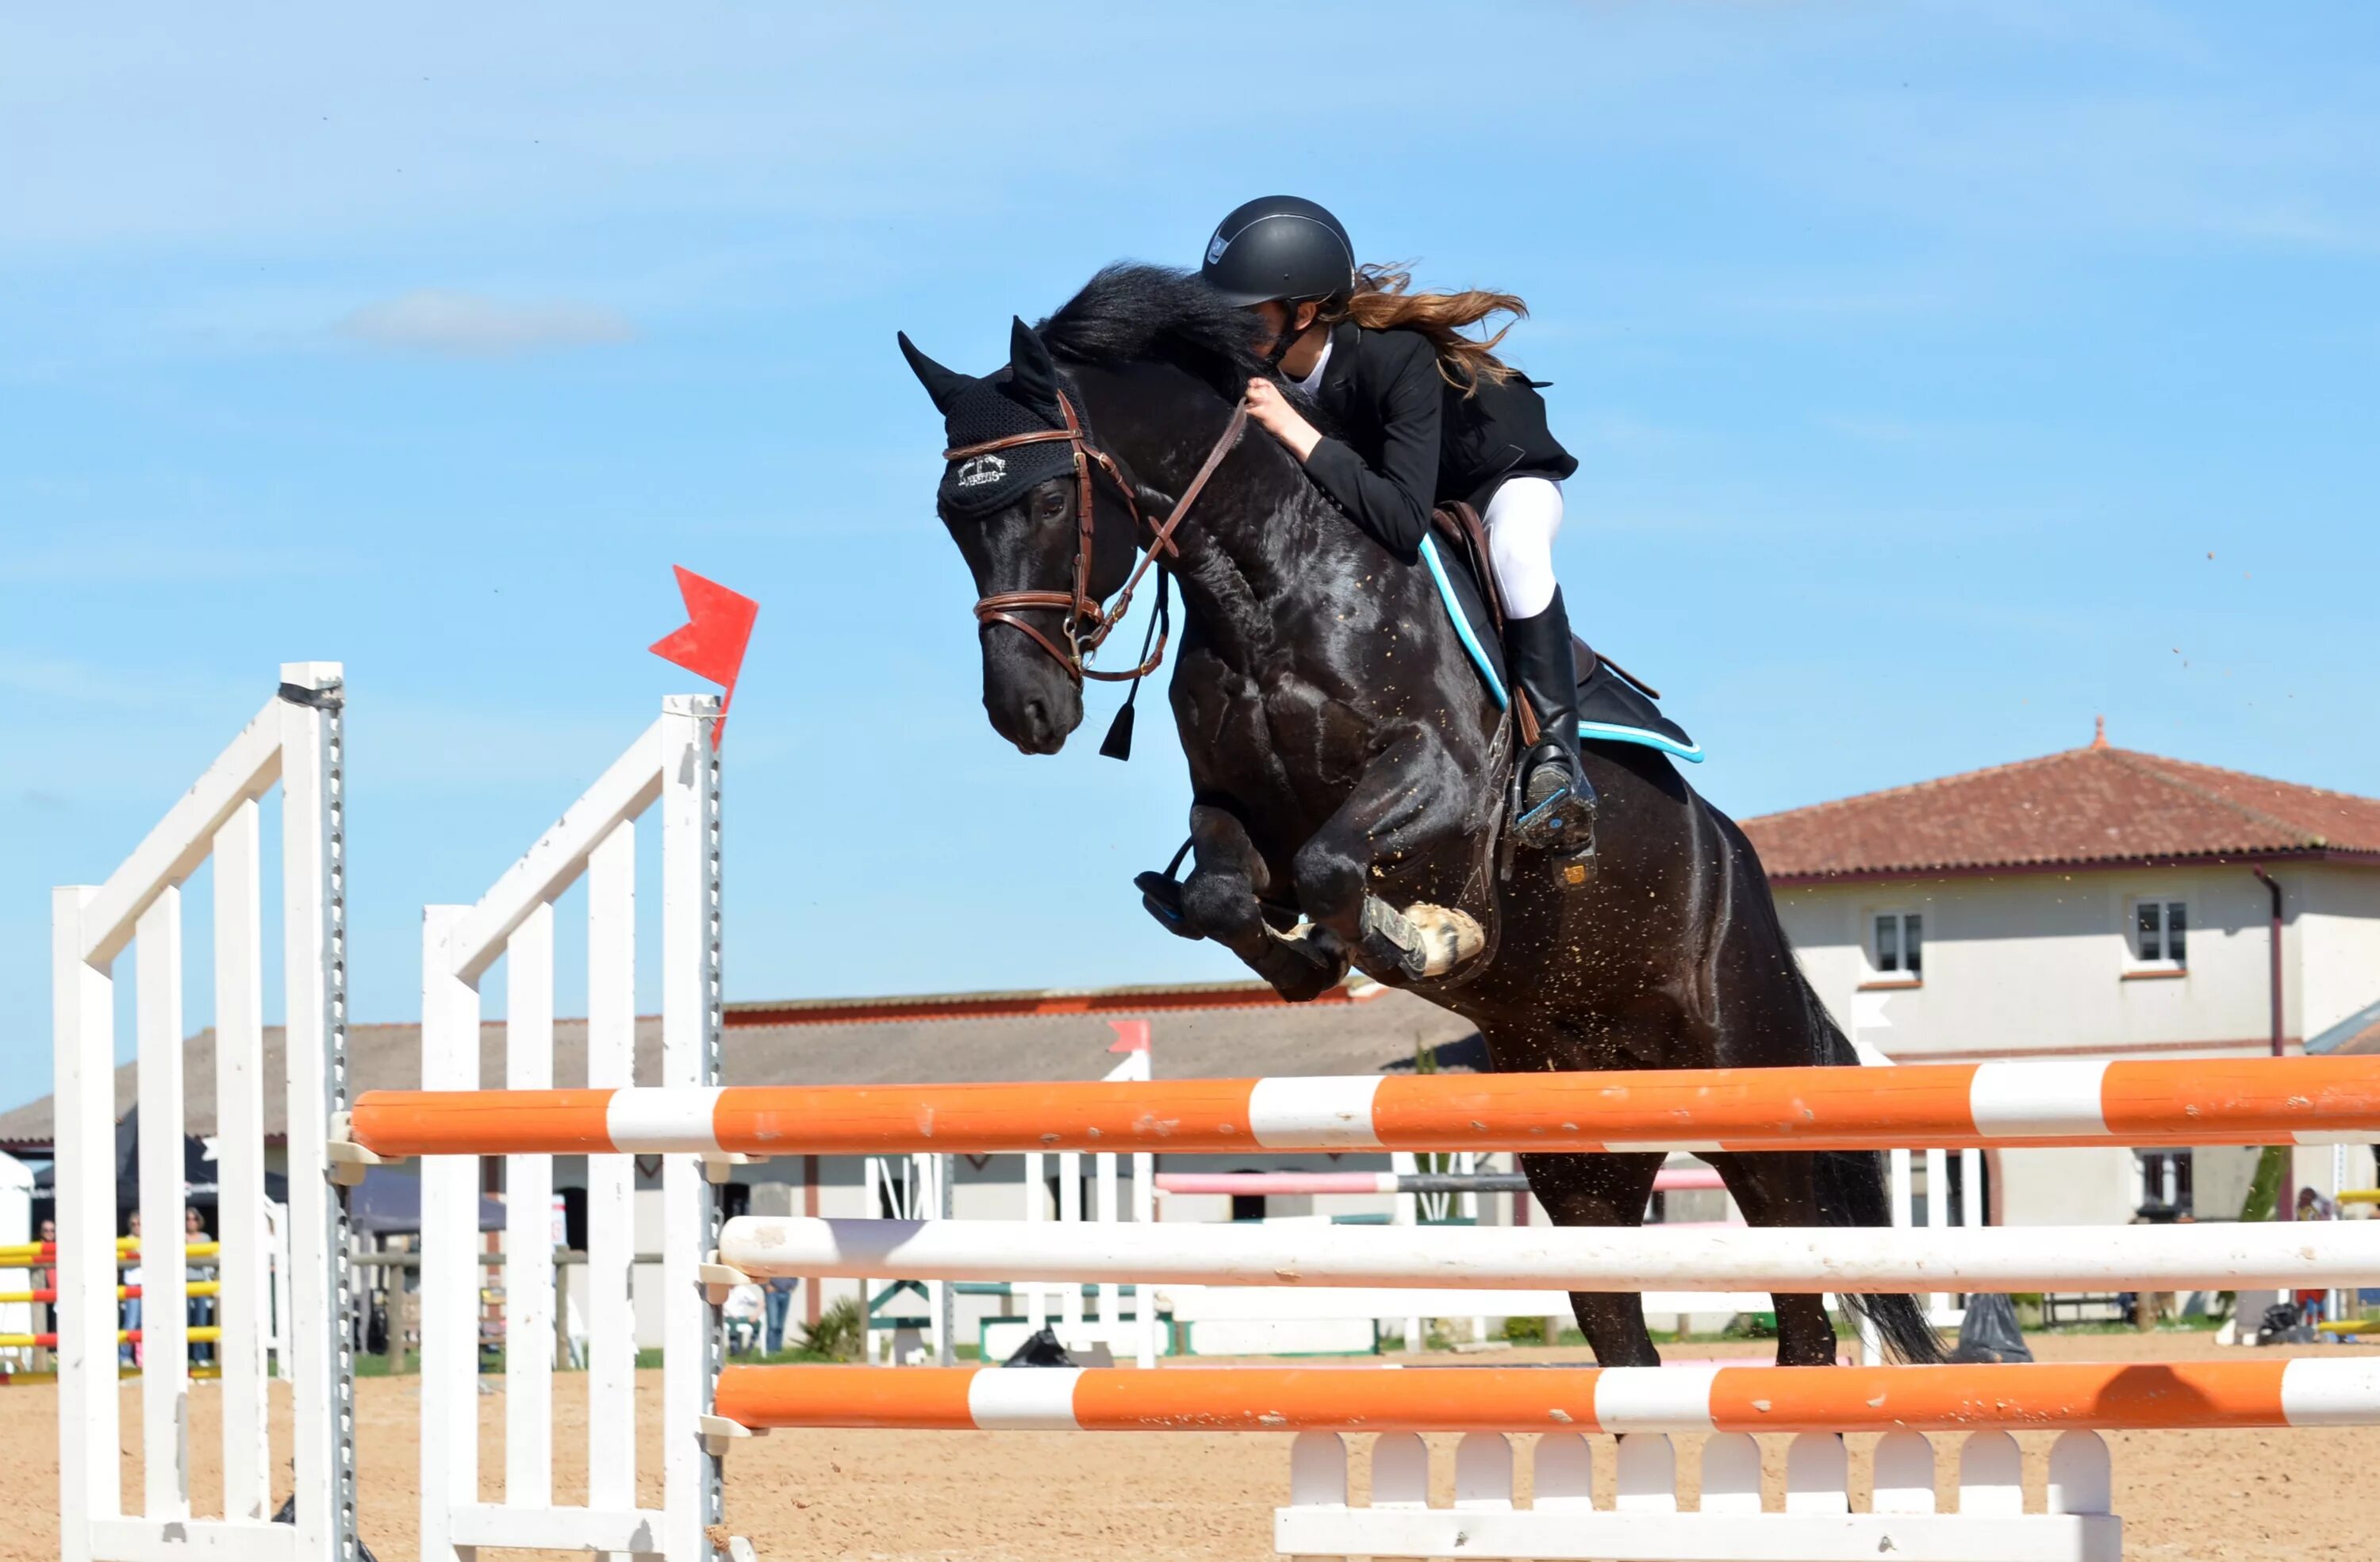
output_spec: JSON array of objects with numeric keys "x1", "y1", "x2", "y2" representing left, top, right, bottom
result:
[{"x1": 1038, "y1": 263, "x2": 1271, "y2": 397}]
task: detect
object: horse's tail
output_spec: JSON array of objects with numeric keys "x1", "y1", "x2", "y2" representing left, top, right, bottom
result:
[
  {"x1": 1795, "y1": 964, "x2": 1948, "y2": 1365},
  {"x1": 1816, "y1": 1149, "x2": 1948, "y2": 1364}
]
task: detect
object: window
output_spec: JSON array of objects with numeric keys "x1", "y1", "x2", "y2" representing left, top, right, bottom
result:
[
  {"x1": 2132, "y1": 899, "x2": 2188, "y2": 969},
  {"x1": 1870, "y1": 911, "x2": 1923, "y2": 981},
  {"x1": 2134, "y1": 1149, "x2": 2193, "y2": 1219}
]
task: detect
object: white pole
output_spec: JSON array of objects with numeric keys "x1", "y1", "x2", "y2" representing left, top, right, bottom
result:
[
  {"x1": 929, "y1": 1153, "x2": 953, "y2": 1367},
  {"x1": 278, "y1": 666, "x2": 355, "y2": 1559},
  {"x1": 1059, "y1": 1153, "x2": 1084, "y2": 1333},
  {"x1": 720, "y1": 1214, "x2": 2380, "y2": 1294},
  {"x1": 53, "y1": 885, "x2": 115, "y2": 1562},
  {"x1": 1925, "y1": 1146, "x2": 1950, "y2": 1322},
  {"x1": 862, "y1": 1157, "x2": 883, "y2": 1366},
  {"x1": 657, "y1": 693, "x2": 725, "y2": 1560},
  {"x1": 1023, "y1": 1152, "x2": 1046, "y2": 1334},
  {"x1": 210, "y1": 799, "x2": 271, "y2": 1523},
  {"x1": 419, "y1": 905, "x2": 481, "y2": 1562},
  {"x1": 1133, "y1": 1151, "x2": 1157, "y2": 1368},
  {"x1": 1096, "y1": 1152, "x2": 1120, "y2": 1335},
  {"x1": 136, "y1": 888, "x2": 190, "y2": 1519},
  {"x1": 1458, "y1": 1153, "x2": 1487, "y2": 1345},
  {"x1": 584, "y1": 820, "x2": 637, "y2": 1523},
  {"x1": 1392, "y1": 1151, "x2": 1422, "y2": 1353},
  {"x1": 2335, "y1": 1142, "x2": 2352, "y2": 1325},
  {"x1": 504, "y1": 903, "x2": 557, "y2": 1510},
  {"x1": 265, "y1": 1201, "x2": 289, "y2": 1380}
]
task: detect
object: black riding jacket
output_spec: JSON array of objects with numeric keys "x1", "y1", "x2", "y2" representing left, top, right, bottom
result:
[{"x1": 1300, "y1": 320, "x2": 1578, "y2": 556}]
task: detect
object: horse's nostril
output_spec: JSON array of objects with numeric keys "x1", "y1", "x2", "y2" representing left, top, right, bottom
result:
[{"x1": 1021, "y1": 700, "x2": 1050, "y2": 743}]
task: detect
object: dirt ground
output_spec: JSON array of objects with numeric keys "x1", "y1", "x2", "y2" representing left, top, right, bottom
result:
[{"x1": 6, "y1": 1330, "x2": 2374, "y2": 1560}]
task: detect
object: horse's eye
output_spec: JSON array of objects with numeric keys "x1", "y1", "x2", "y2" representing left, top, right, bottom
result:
[{"x1": 1035, "y1": 489, "x2": 1069, "y2": 520}]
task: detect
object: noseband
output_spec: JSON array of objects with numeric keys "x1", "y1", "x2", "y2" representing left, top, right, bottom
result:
[{"x1": 944, "y1": 390, "x2": 1249, "y2": 683}]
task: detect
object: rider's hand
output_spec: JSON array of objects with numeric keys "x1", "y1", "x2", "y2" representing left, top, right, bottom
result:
[{"x1": 1246, "y1": 378, "x2": 1322, "y2": 462}]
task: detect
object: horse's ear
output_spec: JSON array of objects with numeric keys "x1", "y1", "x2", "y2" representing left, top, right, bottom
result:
[
  {"x1": 898, "y1": 331, "x2": 973, "y2": 414},
  {"x1": 1008, "y1": 317, "x2": 1060, "y2": 412}
]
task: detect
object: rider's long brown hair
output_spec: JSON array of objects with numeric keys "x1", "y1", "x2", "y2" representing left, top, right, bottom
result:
[{"x1": 1319, "y1": 264, "x2": 1526, "y2": 395}]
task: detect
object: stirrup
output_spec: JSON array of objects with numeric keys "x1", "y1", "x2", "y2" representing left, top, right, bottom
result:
[
  {"x1": 1512, "y1": 750, "x2": 1595, "y2": 852},
  {"x1": 1134, "y1": 868, "x2": 1203, "y2": 940}
]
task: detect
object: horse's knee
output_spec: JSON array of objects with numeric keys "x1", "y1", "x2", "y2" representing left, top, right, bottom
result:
[
  {"x1": 1291, "y1": 837, "x2": 1367, "y2": 929},
  {"x1": 1179, "y1": 869, "x2": 1264, "y2": 942}
]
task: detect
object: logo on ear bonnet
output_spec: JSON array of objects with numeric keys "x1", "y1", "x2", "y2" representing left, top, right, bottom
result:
[
  {"x1": 955, "y1": 453, "x2": 1008, "y2": 488},
  {"x1": 1206, "y1": 230, "x2": 1230, "y2": 265}
]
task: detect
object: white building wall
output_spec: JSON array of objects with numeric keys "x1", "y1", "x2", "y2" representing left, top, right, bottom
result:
[
  {"x1": 1992, "y1": 1147, "x2": 2140, "y2": 1228},
  {"x1": 1772, "y1": 862, "x2": 2380, "y2": 1227},
  {"x1": 2297, "y1": 865, "x2": 2380, "y2": 1044},
  {"x1": 1775, "y1": 865, "x2": 2290, "y2": 1061}
]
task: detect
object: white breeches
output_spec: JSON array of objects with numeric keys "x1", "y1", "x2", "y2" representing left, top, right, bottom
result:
[{"x1": 1482, "y1": 475, "x2": 1564, "y2": 620}]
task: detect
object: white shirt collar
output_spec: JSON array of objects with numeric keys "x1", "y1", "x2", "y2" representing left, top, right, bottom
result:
[{"x1": 1290, "y1": 332, "x2": 1334, "y2": 394}]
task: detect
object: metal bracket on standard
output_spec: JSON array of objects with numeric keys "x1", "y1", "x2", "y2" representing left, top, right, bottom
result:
[
  {"x1": 702, "y1": 1151, "x2": 754, "y2": 1184},
  {"x1": 699, "y1": 1414, "x2": 766, "y2": 1454},
  {"x1": 324, "y1": 1111, "x2": 386, "y2": 1186},
  {"x1": 699, "y1": 1254, "x2": 751, "y2": 1307}
]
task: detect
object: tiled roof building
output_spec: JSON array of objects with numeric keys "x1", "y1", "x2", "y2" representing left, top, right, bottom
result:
[{"x1": 1743, "y1": 723, "x2": 2380, "y2": 883}]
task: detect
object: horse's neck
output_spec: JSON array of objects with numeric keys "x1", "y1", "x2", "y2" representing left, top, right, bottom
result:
[
  {"x1": 1091, "y1": 385, "x2": 1322, "y2": 668},
  {"x1": 1157, "y1": 474, "x2": 1337, "y2": 669},
  {"x1": 1083, "y1": 365, "x2": 1399, "y2": 676}
]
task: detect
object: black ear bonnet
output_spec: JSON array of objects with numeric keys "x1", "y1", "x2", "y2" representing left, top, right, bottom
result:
[{"x1": 899, "y1": 322, "x2": 1079, "y2": 520}]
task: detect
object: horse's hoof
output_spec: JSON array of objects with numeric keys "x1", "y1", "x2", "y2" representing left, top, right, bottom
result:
[
  {"x1": 1262, "y1": 922, "x2": 1351, "y2": 1002},
  {"x1": 1404, "y1": 904, "x2": 1485, "y2": 977}
]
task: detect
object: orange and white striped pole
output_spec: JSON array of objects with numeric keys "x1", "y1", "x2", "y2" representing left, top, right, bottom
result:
[
  {"x1": 712, "y1": 1358, "x2": 2380, "y2": 1436},
  {"x1": 349, "y1": 1055, "x2": 2380, "y2": 1158}
]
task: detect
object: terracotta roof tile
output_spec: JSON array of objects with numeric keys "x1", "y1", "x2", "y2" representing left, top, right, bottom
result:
[{"x1": 1741, "y1": 743, "x2": 2380, "y2": 881}]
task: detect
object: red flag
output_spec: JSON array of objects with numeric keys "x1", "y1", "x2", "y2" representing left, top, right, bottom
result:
[
  {"x1": 649, "y1": 566, "x2": 758, "y2": 748},
  {"x1": 1106, "y1": 1019, "x2": 1150, "y2": 1054}
]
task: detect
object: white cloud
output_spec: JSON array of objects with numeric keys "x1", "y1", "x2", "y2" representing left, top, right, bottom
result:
[{"x1": 336, "y1": 290, "x2": 633, "y2": 357}]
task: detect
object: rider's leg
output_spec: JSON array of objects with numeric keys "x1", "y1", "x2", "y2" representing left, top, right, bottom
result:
[{"x1": 1485, "y1": 477, "x2": 1595, "y2": 850}]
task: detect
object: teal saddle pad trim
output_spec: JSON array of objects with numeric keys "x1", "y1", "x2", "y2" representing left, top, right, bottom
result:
[{"x1": 1418, "y1": 535, "x2": 1706, "y2": 765}]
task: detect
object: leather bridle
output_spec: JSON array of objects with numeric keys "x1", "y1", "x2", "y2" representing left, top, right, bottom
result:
[{"x1": 945, "y1": 390, "x2": 1249, "y2": 684}]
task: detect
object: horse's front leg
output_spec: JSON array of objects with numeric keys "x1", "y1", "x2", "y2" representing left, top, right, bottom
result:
[
  {"x1": 1174, "y1": 802, "x2": 1350, "y2": 1003},
  {"x1": 1290, "y1": 725, "x2": 1485, "y2": 984}
]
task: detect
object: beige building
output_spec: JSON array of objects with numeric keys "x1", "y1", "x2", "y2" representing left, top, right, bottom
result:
[{"x1": 1741, "y1": 723, "x2": 2380, "y2": 1228}]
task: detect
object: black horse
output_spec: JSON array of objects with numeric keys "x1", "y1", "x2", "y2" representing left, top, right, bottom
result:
[{"x1": 900, "y1": 264, "x2": 1940, "y2": 1368}]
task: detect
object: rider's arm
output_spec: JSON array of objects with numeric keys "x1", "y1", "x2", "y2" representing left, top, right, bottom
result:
[{"x1": 1302, "y1": 332, "x2": 1442, "y2": 555}]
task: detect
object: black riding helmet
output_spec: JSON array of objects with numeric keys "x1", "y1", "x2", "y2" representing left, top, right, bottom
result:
[{"x1": 1200, "y1": 195, "x2": 1355, "y2": 308}]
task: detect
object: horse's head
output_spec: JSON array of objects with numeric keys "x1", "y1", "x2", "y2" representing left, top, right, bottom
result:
[{"x1": 900, "y1": 318, "x2": 1143, "y2": 754}]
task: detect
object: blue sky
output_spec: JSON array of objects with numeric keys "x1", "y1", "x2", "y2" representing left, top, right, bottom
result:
[{"x1": 4, "y1": 3, "x2": 2376, "y2": 1105}]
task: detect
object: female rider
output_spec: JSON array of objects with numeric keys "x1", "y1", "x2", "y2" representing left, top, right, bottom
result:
[{"x1": 1200, "y1": 194, "x2": 1589, "y2": 850}]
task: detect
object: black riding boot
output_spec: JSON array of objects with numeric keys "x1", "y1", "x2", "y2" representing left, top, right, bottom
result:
[{"x1": 1505, "y1": 588, "x2": 1597, "y2": 852}]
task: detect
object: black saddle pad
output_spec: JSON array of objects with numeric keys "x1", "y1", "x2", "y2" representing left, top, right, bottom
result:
[{"x1": 1416, "y1": 535, "x2": 1703, "y2": 763}]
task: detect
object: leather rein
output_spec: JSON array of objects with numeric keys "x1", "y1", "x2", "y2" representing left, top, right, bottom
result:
[{"x1": 945, "y1": 390, "x2": 1249, "y2": 684}]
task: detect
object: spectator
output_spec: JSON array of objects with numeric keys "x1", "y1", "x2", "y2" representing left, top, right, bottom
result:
[
  {"x1": 721, "y1": 1282, "x2": 764, "y2": 1357},
  {"x1": 32, "y1": 1218, "x2": 56, "y2": 1341},
  {"x1": 763, "y1": 1276, "x2": 799, "y2": 1355},
  {"x1": 2296, "y1": 1188, "x2": 2336, "y2": 1324},
  {"x1": 121, "y1": 1211, "x2": 142, "y2": 1365},
  {"x1": 185, "y1": 1206, "x2": 214, "y2": 1366}
]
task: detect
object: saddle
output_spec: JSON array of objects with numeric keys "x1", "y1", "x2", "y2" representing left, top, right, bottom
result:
[{"x1": 1424, "y1": 503, "x2": 1699, "y2": 762}]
